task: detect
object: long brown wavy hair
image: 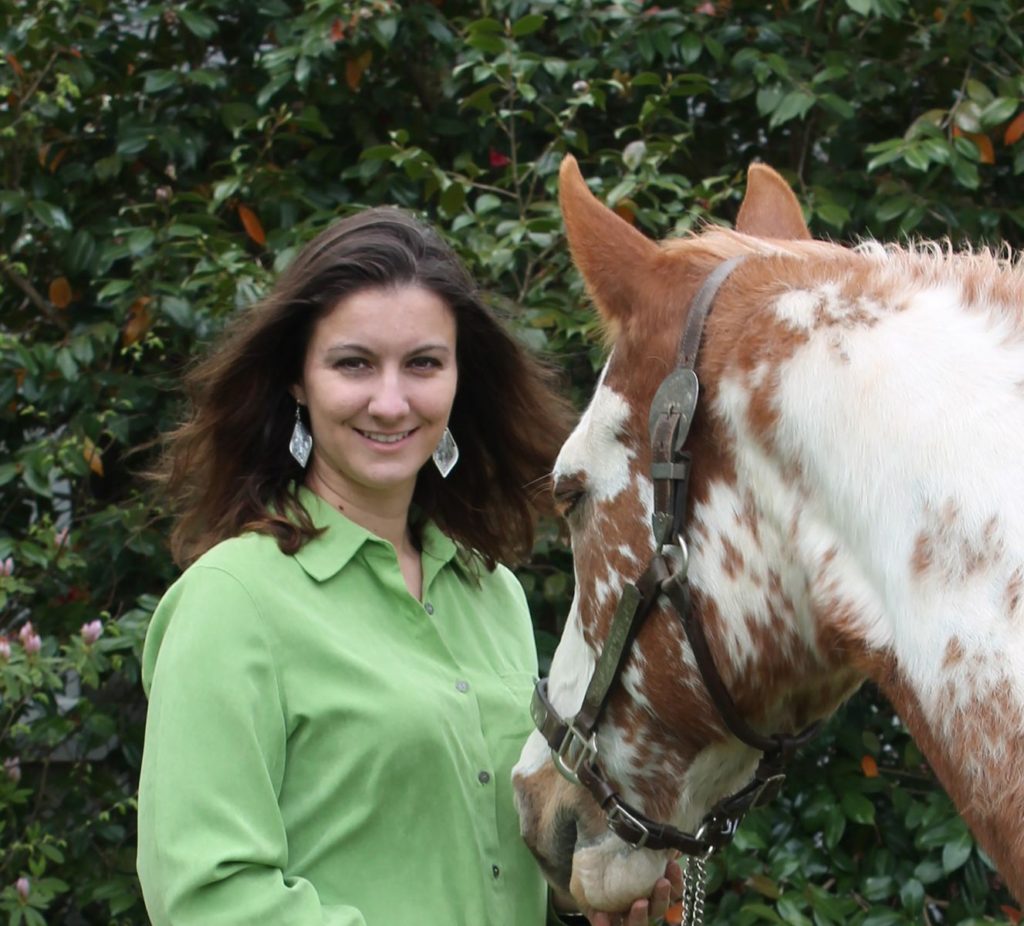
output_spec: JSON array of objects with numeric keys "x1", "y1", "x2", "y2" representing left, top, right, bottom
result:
[{"x1": 154, "y1": 208, "x2": 575, "y2": 569}]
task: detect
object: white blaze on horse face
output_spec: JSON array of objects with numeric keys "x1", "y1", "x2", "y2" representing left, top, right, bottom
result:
[
  {"x1": 515, "y1": 370, "x2": 639, "y2": 778},
  {"x1": 554, "y1": 378, "x2": 636, "y2": 503},
  {"x1": 516, "y1": 368, "x2": 643, "y2": 782}
]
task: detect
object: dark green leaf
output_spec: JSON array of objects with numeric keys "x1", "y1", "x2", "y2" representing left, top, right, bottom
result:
[
  {"x1": 512, "y1": 14, "x2": 546, "y2": 37},
  {"x1": 29, "y1": 201, "x2": 72, "y2": 231},
  {"x1": 769, "y1": 90, "x2": 815, "y2": 128},
  {"x1": 942, "y1": 831, "x2": 973, "y2": 872},
  {"x1": 179, "y1": 8, "x2": 218, "y2": 38},
  {"x1": 840, "y1": 791, "x2": 875, "y2": 824},
  {"x1": 980, "y1": 97, "x2": 1019, "y2": 129},
  {"x1": 143, "y1": 69, "x2": 179, "y2": 94}
]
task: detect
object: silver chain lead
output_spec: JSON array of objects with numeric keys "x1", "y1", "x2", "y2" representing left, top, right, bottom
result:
[{"x1": 679, "y1": 854, "x2": 708, "y2": 926}]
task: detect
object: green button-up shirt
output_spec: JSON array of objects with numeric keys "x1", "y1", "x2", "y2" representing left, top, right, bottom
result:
[{"x1": 137, "y1": 489, "x2": 548, "y2": 925}]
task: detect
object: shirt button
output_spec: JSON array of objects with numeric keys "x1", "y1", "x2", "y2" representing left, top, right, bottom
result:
[
  {"x1": 455, "y1": 679, "x2": 470, "y2": 693},
  {"x1": 424, "y1": 602, "x2": 434, "y2": 615},
  {"x1": 478, "y1": 770, "x2": 491, "y2": 784},
  {"x1": 492, "y1": 865, "x2": 500, "y2": 878}
]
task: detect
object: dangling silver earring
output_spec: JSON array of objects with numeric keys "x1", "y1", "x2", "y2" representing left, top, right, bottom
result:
[
  {"x1": 289, "y1": 402, "x2": 313, "y2": 468},
  {"x1": 432, "y1": 427, "x2": 459, "y2": 478}
]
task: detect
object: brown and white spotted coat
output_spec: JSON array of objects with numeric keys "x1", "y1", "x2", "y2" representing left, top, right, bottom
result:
[{"x1": 512, "y1": 157, "x2": 1024, "y2": 912}]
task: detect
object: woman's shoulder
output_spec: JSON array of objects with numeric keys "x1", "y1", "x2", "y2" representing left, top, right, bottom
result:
[
  {"x1": 144, "y1": 533, "x2": 291, "y2": 694},
  {"x1": 187, "y1": 530, "x2": 292, "y2": 580},
  {"x1": 156, "y1": 531, "x2": 301, "y2": 617},
  {"x1": 487, "y1": 561, "x2": 528, "y2": 597}
]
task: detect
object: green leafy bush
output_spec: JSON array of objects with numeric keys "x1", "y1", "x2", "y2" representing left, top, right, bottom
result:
[{"x1": 1, "y1": 0, "x2": 1021, "y2": 921}]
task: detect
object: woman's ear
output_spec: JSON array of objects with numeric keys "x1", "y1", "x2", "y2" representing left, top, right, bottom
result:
[{"x1": 290, "y1": 384, "x2": 307, "y2": 406}]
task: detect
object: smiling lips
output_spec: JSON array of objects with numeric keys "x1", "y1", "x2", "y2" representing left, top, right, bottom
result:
[{"x1": 356, "y1": 428, "x2": 416, "y2": 445}]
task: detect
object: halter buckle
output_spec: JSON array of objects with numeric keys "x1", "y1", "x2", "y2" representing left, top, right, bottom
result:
[
  {"x1": 606, "y1": 802, "x2": 652, "y2": 849},
  {"x1": 551, "y1": 721, "x2": 598, "y2": 786},
  {"x1": 648, "y1": 368, "x2": 700, "y2": 451}
]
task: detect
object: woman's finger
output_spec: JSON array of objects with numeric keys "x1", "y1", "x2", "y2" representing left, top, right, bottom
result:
[
  {"x1": 626, "y1": 898, "x2": 650, "y2": 926},
  {"x1": 666, "y1": 859, "x2": 683, "y2": 894},
  {"x1": 648, "y1": 876, "x2": 671, "y2": 919}
]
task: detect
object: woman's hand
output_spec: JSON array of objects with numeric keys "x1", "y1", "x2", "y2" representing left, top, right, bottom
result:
[{"x1": 584, "y1": 858, "x2": 683, "y2": 926}]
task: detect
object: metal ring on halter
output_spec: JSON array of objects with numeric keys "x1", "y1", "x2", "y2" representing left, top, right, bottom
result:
[
  {"x1": 659, "y1": 534, "x2": 690, "y2": 580},
  {"x1": 675, "y1": 534, "x2": 689, "y2": 576},
  {"x1": 551, "y1": 722, "x2": 598, "y2": 786},
  {"x1": 693, "y1": 815, "x2": 737, "y2": 857}
]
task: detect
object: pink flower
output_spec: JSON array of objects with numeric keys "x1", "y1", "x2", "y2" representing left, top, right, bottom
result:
[
  {"x1": 18, "y1": 623, "x2": 41, "y2": 656},
  {"x1": 4, "y1": 757, "x2": 20, "y2": 784},
  {"x1": 0, "y1": 637, "x2": 9, "y2": 661},
  {"x1": 80, "y1": 619, "x2": 103, "y2": 645},
  {"x1": 55, "y1": 527, "x2": 69, "y2": 548},
  {"x1": 0, "y1": 557, "x2": 13, "y2": 576},
  {"x1": 488, "y1": 147, "x2": 511, "y2": 168},
  {"x1": 16, "y1": 876, "x2": 29, "y2": 902}
]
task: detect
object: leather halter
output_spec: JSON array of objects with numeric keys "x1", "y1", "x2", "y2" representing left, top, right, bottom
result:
[{"x1": 531, "y1": 255, "x2": 820, "y2": 857}]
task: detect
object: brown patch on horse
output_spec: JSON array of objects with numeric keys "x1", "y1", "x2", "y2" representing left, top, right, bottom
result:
[
  {"x1": 943, "y1": 637, "x2": 965, "y2": 668},
  {"x1": 911, "y1": 531, "x2": 934, "y2": 577},
  {"x1": 1006, "y1": 567, "x2": 1024, "y2": 621},
  {"x1": 912, "y1": 502, "x2": 1006, "y2": 586},
  {"x1": 721, "y1": 537, "x2": 745, "y2": 579},
  {"x1": 880, "y1": 652, "x2": 1024, "y2": 902},
  {"x1": 735, "y1": 163, "x2": 811, "y2": 240}
]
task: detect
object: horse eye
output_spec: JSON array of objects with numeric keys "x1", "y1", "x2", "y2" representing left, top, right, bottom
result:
[{"x1": 552, "y1": 475, "x2": 586, "y2": 520}]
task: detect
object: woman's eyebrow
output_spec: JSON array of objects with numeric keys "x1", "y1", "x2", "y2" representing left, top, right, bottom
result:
[
  {"x1": 324, "y1": 342, "x2": 373, "y2": 355},
  {"x1": 322, "y1": 343, "x2": 452, "y2": 357}
]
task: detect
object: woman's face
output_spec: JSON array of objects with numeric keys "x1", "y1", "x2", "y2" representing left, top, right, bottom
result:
[{"x1": 294, "y1": 284, "x2": 458, "y2": 508}]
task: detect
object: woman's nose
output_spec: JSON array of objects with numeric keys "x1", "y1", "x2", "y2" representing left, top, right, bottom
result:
[{"x1": 367, "y1": 371, "x2": 410, "y2": 420}]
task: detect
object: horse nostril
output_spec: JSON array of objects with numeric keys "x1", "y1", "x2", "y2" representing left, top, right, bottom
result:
[{"x1": 548, "y1": 807, "x2": 579, "y2": 887}]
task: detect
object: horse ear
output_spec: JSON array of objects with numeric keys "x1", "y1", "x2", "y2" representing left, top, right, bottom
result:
[
  {"x1": 735, "y1": 163, "x2": 811, "y2": 240},
  {"x1": 559, "y1": 155, "x2": 662, "y2": 323}
]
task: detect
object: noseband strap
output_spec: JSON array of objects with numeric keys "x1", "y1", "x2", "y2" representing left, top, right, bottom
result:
[{"x1": 531, "y1": 253, "x2": 820, "y2": 857}]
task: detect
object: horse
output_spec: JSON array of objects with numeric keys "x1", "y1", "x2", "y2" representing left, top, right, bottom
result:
[{"x1": 512, "y1": 155, "x2": 1024, "y2": 915}]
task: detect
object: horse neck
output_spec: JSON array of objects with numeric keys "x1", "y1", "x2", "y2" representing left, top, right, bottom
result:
[{"x1": 710, "y1": 256, "x2": 1024, "y2": 899}]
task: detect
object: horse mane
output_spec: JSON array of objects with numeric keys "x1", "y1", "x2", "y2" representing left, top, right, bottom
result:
[
  {"x1": 662, "y1": 226, "x2": 841, "y2": 262},
  {"x1": 660, "y1": 226, "x2": 1024, "y2": 336}
]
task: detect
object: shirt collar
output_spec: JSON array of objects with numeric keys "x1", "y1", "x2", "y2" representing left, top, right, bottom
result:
[{"x1": 291, "y1": 486, "x2": 462, "y2": 584}]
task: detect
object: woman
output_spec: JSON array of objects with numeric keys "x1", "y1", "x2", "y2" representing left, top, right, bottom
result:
[{"x1": 137, "y1": 208, "x2": 679, "y2": 925}]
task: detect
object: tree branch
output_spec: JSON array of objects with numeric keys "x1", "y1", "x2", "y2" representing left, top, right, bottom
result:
[{"x1": 0, "y1": 258, "x2": 68, "y2": 331}]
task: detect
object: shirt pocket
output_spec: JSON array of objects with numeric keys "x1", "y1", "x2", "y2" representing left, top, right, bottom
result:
[
  {"x1": 495, "y1": 670, "x2": 537, "y2": 741},
  {"x1": 498, "y1": 669, "x2": 538, "y2": 703}
]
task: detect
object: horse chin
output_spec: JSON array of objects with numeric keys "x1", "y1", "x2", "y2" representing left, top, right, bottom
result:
[{"x1": 569, "y1": 833, "x2": 671, "y2": 913}]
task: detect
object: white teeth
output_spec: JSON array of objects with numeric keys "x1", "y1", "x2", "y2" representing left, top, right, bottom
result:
[{"x1": 361, "y1": 430, "x2": 411, "y2": 444}]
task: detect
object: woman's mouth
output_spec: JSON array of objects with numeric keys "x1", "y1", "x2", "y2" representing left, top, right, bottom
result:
[{"x1": 355, "y1": 428, "x2": 416, "y2": 445}]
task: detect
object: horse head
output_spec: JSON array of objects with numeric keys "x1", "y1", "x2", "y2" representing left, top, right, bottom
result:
[{"x1": 513, "y1": 156, "x2": 1024, "y2": 910}]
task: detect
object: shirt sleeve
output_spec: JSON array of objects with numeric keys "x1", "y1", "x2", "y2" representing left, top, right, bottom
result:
[{"x1": 137, "y1": 564, "x2": 367, "y2": 926}]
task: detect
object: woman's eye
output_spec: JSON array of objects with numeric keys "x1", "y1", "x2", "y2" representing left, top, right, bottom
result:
[
  {"x1": 334, "y1": 357, "x2": 369, "y2": 371},
  {"x1": 409, "y1": 356, "x2": 442, "y2": 371}
]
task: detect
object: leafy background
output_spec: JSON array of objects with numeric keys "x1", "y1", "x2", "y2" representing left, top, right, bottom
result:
[{"x1": 1, "y1": 0, "x2": 1022, "y2": 922}]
